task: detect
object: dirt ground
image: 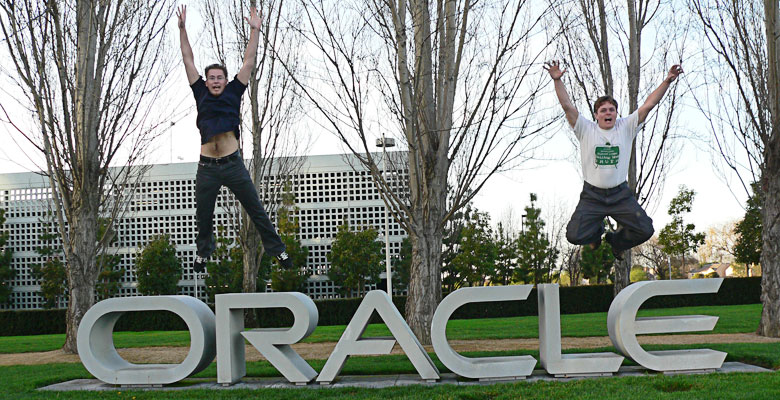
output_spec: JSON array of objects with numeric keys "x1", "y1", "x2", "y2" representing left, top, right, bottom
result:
[{"x1": 2, "y1": 333, "x2": 778, "y2": 366}]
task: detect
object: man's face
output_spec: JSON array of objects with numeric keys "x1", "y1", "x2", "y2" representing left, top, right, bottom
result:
[
  {"x1": 205, "y1": 68, "x2": 227, "y2": 96},
  {"x1": 595, "y1": 103, "x2": 617, "y2": 130}
]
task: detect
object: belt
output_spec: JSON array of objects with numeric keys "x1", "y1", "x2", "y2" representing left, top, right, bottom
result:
[
  {"x1": 199, "y1": 151, "x2": 240, "y2": 165},
  {"x1": 584, "y1": 181, "x2": 628, "y2": 194}
]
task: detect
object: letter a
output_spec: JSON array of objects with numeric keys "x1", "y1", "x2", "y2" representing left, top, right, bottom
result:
[{"x1": 317, "y1": 290, "x2": 439, "y2": 384}]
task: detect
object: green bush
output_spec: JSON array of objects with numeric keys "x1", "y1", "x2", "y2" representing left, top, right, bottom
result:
[
  {"x1": 136, "y1": 234, "x2": 182, "y2": 295},
  {"x1": 0, "y1": 277, "x2": 762, "y2": 335}
]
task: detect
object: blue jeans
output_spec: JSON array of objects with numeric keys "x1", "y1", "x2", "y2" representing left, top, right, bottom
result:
[
  {"x1": 195, "y1": 150, "x2": 285, "y2": 259},
  {"x1": 566, "y1": 181, "x2": 654, "y2": 252}
]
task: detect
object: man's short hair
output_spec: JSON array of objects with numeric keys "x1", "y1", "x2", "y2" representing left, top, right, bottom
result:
[
  {"x1": 204, "y1": 63, "x2": 228, "y2": 78},
  {"x1": 593, "y1": 96, "x2": 618, "y2": 114}
]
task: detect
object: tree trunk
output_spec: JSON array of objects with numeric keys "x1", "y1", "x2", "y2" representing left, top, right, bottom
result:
[
  {"x1": 616, "y1": 0, "x2": 641, "y2": 297},
  {"x1": 613, "y1": 253, "x2": 631, "y2": 291},
  {"x1": 241, "y1": 214, "x2": 264, "y2": 328},
  {"x1": 241, "y1": 0, "x2": 266, "y2": 329},
  {"x1": 759, "y1": 168, "x2": 780, "y2": 336},
  {"x1": 758, "y1": 0, "x2": 780, "y2": 337},
  {"x1": 62, "y1": 0, "x2": 101, "y2": 354},
  {"x1": 63, "y1": 197, "x2": 100, "y2": 353},
  {"x1": 406, "y1": 221, "x2": 444, "y2": 345},
  {"x1": 596, "y1": 0, "x2": 613, "y2": 95}
]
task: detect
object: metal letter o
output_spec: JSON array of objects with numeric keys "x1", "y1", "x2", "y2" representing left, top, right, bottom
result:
[{"x1": 77, "y1": 295, "x2": 216, "y2": 385}]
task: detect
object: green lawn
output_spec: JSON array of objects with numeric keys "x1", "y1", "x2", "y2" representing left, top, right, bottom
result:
[
  {"x1": 0, "y1": 303, "x2": 762, "y2": 354},
  {"x1": 2, "y1": 343, "x2": 780, "y2": 399}
]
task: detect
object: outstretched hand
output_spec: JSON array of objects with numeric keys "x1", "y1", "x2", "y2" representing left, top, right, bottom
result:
[
  {"x1": 544, "y1": 60, "x2": 566, "y2": 80},
  {"x1": 245, "y1": 6, "x2": 262, "y2": 31},
  {"x1": 666, "y1": 64, "x2": 683, "y2": 83},
  {"x1": 176, "y1": 5, "x2": 186, "y2": 29}
]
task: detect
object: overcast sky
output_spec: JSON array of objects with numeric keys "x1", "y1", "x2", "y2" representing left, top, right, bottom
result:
[{"x1": 0, "y1": 3, "x2": 750, "y2": 238}]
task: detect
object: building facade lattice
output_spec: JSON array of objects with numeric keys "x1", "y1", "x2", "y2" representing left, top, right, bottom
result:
[{"x1": 0, "y1": 152, "x2": 408, "y2": 309}]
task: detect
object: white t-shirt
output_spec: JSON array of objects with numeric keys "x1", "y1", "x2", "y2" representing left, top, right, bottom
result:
[{"x1": 572, "y1": 111, "x2": 644, "y2": 189}]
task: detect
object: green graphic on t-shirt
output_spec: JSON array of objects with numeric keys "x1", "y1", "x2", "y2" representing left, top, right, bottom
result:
[{"x1": 595, "y1": 144, "x2": 619, "y2": 168}]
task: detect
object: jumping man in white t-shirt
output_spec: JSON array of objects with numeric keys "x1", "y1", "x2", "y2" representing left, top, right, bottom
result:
[{"x1": 544, "y1": 60, "x2": 683, "y2": 260}]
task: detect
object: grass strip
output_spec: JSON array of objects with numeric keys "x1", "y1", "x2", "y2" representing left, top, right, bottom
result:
[{"x1": 2, "y1": 342, "x2": 780, "y2": 399}]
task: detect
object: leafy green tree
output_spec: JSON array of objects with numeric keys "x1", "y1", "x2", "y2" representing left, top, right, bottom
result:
[
  {"x1": 580, "y1": 241, "x2": 614, "y2": 284},
  {"x1": 658, "y1": 186, "x2": 706, "y2": 274},
  {"x1": 630, "y1": 266, "x2": 649, "y2": 282},
  {"x1": 34, "y1": 215, "x2": 123, "y2": 305},
  {"x1": 493, "y1": 223, "x2": 518, "y2": 286},
  {"x1": 449, "y1": 211, "x2": 497, "y2": 287},
  {"x1": 328, "y1": 223, "x2": 383, "y2": 297},
  {"x1": 136, "y1": 234, "x2": 182, "y2": 295},
  {"x1": 0, "y1": 209, "x2": 14, "y2": 305},
  {"x1": 734, "y1": 182, "x2": 763, "y2": 267},
  {"x1": 262, "y1": 182, "x2": 308, "y2": 292},
  {"x1": 205, "y1": 226, "x2": 244, "y2": 303},
  {"x1": 392, "y1": 237, "x2": 412, "y2": 293},
  {"x1": 693, "y1": 271, "x2": 719, "y2": 279},
  {"x1": 95, "y1": 254, "x2": 123, "y2": 301},
  {"x1": 32, "y1": 214, "x2": 66, "y2": 309},
  {"x1": 515, "y1": 194, "x2": 559, "y2": 285},
  {"x1": 441, "y1": 201, "x2": 474, "y2": 292}
]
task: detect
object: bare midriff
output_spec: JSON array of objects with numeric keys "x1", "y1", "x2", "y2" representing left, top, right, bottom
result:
[{"x1": 200, "y1": 131, "x2": 239, "y2": 158}]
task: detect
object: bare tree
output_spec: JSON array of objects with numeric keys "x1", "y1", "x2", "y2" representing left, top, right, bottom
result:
[
  {"x1": 698, "y1": 221, "x2": 738, "y2": 264},
  {"x1": 541, "y1": 196, "x2": 572, "y2": 280},
  {"x1": 283, "y1": 0, "x2": 554, "y2": 343},
  {"x1": 0, "y1": 0, "x2": 176, "y2": 353},
  {"x1": 199, "y1": 0, "x2": 306, "y2": 319},
  {"x1": 688, "y1": 0, "x2": 780, "y2": 337},
  {"x1": 635, "y1": 237, "x2": 670, "y2": 280},
  {"x1": 546, "y1": 0, "x2": 688, "y2": 295},
  {"x1": 559, "y1": 244, "x2": 582, "y2": 285}
]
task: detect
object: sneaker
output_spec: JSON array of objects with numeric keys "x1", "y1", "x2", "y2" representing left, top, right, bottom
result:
[
  {"x1": 612, "y1": 247, "x2": 625, "y2": 262},
  {"x1": 193, "y1": 256, "x2": 207, "y2": 273},
  {"x1": 275, "y1": 251, "x2": 293, "y2": 269},
  {"x1": 604, "y1": 231, "x2": 624, "y2": 261},
  {"x1": 604, "y1": 231, "x2": 614, "y2": 246}
]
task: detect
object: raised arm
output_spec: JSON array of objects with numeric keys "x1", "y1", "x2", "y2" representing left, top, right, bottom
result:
[
  {"x1": 177, "y1": 5, "x2": 199, "y2": 85},
  {"x1": 544, "y1": 61, "x2": 579, "y2": 128},
  {"x1": 637, "y1": 64, "x2": 683, "y2": 124},
  {"x1": 236, "y1": 7, "x2": 262, "y2": 85}
]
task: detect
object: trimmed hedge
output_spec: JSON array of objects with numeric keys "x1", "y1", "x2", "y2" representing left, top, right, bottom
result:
[{"x1": 0, "y1": 277, "x2": 762, "y2": 336}]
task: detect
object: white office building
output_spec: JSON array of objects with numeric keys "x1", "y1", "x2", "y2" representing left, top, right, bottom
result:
[{"x1": 0, "y1": 152, "x2": 408, "y2": 310}]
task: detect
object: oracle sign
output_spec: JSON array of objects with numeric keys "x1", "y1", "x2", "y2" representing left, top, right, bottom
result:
[{"x1": 77, "y1": 279, "x2": 726, "y2": 386}]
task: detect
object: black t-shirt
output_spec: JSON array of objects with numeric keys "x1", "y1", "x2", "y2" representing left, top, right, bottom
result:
[{"x1": 190, "y1": 76, "x2": 247, "y2": 144}]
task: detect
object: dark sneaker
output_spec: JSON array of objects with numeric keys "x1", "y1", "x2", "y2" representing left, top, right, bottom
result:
[
  {"x1": 612, "y1": 247, "x2": 625, "y2": 262},
  {"x1": 275, "y1": 251, "x2": 293, "y2": 269},
  {"x1": 604, "y1": 231, "x2": 624, "y2": 261},
  {"x1": 604, "y1": 231, "x2": 614, "y2": 246},
  {"x1": 193, "y1": 256, "x2": 207, "y2": 273}
]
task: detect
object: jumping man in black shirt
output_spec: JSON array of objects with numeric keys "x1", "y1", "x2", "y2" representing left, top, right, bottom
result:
[{"x1": 177, "y1": 5, "x2": 291, "y2": 273}]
